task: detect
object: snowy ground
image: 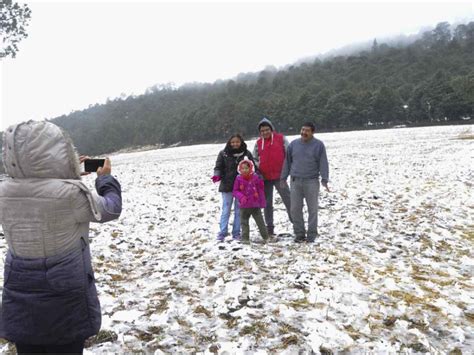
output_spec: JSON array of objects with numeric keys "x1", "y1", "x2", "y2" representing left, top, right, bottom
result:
[{"x1": 1, "y1": 125, "x2": 473, "y2": 354}]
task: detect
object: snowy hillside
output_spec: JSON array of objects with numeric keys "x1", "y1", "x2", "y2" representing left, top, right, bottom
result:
[{"x1": 1, "y1": 125, "x2": 473, "y2": 353}]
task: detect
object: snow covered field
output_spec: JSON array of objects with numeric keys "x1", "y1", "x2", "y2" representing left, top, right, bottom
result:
[{"x1": 1, "y1": 125, "x2": 473, "y2": 354}]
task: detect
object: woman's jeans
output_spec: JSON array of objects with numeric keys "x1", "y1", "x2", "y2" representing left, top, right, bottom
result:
[{"x1": 219, "y1": 192, "x2": 240, "y2": 238}]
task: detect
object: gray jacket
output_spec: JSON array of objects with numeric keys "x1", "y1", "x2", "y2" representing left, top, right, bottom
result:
[
  {"x1": 281, "y1": 137, "x2": 329, "y2": 182},
  {"x1": 0, "y1": 121, "x2": 122, "y2": 344}
]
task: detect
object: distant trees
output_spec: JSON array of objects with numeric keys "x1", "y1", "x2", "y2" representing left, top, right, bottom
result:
[
  {"x1": 47, "y1": 21, "x2": 473, "y2": 156},
  {"x1": 0, "y1": 0, "x2": 32, "y2": 58},
  {"x1": 0, "y1": 0, "x2": 31, "y2": 172}
]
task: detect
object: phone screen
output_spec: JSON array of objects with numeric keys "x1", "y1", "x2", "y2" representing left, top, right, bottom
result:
[{"x1": 84, "y1": 159, "x2": 105, "y2": 172}]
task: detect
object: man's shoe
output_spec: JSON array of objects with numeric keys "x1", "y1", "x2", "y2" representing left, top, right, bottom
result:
[
  {"x1": 217, "y1": 233, "x2": 226, "y2": 242},
  {"x1": 294, "y1": 236, "x2": 305, "y2": 243},
  {"x1": 232, "y1": 235, "x2": 241, "y2": 242},
  {"x1": 307, "y1": 232, "x2": 319, "y2": 243}
]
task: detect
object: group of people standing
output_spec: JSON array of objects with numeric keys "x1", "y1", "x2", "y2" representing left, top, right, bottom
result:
[{"x1": 212, "y1": 118, "x2": 329, "y2": 244}]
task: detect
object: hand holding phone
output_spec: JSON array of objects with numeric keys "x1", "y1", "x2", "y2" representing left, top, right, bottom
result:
[
  {"x1": 79, "y1": 155, "x2": 91, "y2": 176},
  {"x1": 79, "y1": 156, "x2": 112, "y2": 175},
  {"x1": 84, "y1": 159, "x2": 105, "y2": 173},
  {"x1": 96, "y1": 158, "x2": 112, "y2": 176}
]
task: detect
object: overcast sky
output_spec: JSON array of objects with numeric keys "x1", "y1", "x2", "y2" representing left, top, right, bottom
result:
[{"x1": 1, "y1": 0, "x2": 473, "y2": 131}]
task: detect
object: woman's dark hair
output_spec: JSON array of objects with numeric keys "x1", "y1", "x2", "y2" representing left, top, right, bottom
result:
[
  {"x1": 225, "y1": 133, "x2": 247, "y2": 154},
  {"x1": 227, "y1": 134, "x2": 244, "y2": 145}
]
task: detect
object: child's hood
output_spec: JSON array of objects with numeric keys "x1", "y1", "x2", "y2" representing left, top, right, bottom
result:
[{"x1": 237, "y1": 157, "x2": 255, "y2": 175}]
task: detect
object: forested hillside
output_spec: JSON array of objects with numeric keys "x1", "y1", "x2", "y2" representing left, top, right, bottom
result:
[{"x1": 4, "y1": 22, "x2": 474, "y2": 158}]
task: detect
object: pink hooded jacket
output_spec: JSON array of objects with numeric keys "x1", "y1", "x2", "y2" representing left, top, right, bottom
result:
[{"x1": 232, "y1": 159, "x2": 266, "y2": 209}]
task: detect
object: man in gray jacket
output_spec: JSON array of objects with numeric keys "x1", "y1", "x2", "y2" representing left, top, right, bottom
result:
[{"x1": 281, "y1": 122, "x2": 329, "y2": 242}]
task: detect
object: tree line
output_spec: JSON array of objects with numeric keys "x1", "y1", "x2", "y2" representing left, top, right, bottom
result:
[
  {"x1": 0, "y1": 0, "x2": 31, "y2": 58},
  {"x1": 2, "y1": 21, "x2": 474, "y2": 165}
]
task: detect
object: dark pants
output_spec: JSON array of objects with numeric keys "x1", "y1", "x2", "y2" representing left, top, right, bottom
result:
[
  {"x1": 240, "y1": 208, "x2": 269, "y2": 242},
  {"x1": 263, "y1": 179, "x2": 291, "y2": 233},
  {"x1": 290, "y1": 177, "x2": 320, "y2": 239},
  {"x1": 16, "y1": 340, "x2": 85, "y2": 354}
]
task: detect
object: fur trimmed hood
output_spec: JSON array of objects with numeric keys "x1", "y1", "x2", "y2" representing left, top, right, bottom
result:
[
  {"x1": 2, "y1": 121, "x2": 81, "y2": 179},
  {"x1": 237, "y1": 157, "x2": 255, "y2": 175}
]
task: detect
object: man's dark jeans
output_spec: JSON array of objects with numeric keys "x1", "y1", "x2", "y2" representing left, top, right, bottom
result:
[{"x1": 264, "y1": 179, "x2": 291, "y2": 234}]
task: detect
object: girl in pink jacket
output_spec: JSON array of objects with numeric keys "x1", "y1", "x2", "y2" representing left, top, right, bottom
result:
[{"x1": 233, "y1": 159, "x2": 269, "y2": 244}]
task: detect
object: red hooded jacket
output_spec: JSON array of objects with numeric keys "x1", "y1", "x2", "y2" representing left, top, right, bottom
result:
[{"x1": 256, "y1": 132, "x2": 286, "y2": 180}]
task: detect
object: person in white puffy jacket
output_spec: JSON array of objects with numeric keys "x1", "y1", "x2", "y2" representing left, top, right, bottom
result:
[{"x1": 0, "y1": 120, "x2": 122, "y2": 354}]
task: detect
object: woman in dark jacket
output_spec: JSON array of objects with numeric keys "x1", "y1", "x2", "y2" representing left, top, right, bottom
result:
[
  {"x1": 212, "y1": 134, "x2": 255, "y2": 241},
  {"x1": 0, "y1": 121, "x2": 122, "y2": 354}
]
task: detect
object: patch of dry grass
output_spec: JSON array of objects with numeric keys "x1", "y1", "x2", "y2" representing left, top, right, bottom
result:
[
  {"x1": 239, "y1": 321, "x2": 269, "y2": 341},
  {"x1": 457, "y1": 132, "x2": 474, "y2": 140},
  {"x1": 85, "y1": 330, "x2": 118, "y2": 347},
  {"x1": 194, "y1": 305, "x2": 212, "y2": 318}
]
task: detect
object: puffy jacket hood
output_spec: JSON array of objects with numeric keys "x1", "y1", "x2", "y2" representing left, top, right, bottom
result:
[
  {"x1": 237, "y1": 157, "x2": 255, "y2": 175},
  {"x1": 257, "y1": 117, "x2": 275, "y2": 132},
  {"x1": 2, "y1": 121, "x2": 81, "y2": 179}
]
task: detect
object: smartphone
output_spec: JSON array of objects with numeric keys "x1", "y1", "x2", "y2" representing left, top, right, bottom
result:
[{"x1": 84, "y1": 159, "x2": 105, "y2": 172}]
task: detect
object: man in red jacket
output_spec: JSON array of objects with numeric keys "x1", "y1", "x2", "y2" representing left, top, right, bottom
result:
[{"x1": 252, "y1": 117, "x2": 291, "y2": 236}]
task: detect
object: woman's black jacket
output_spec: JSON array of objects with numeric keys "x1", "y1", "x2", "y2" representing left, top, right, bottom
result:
[{"x1": 213, "y1": 149, "x2": 255, "y2": 193}]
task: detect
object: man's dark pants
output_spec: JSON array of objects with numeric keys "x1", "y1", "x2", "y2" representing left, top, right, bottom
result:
[
  {"x1": 263, "y1": 179, "x2": 291, "y2": 234},
  {"x1": 290, "y1": 177, "x2": 320, "y2": 240}
]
